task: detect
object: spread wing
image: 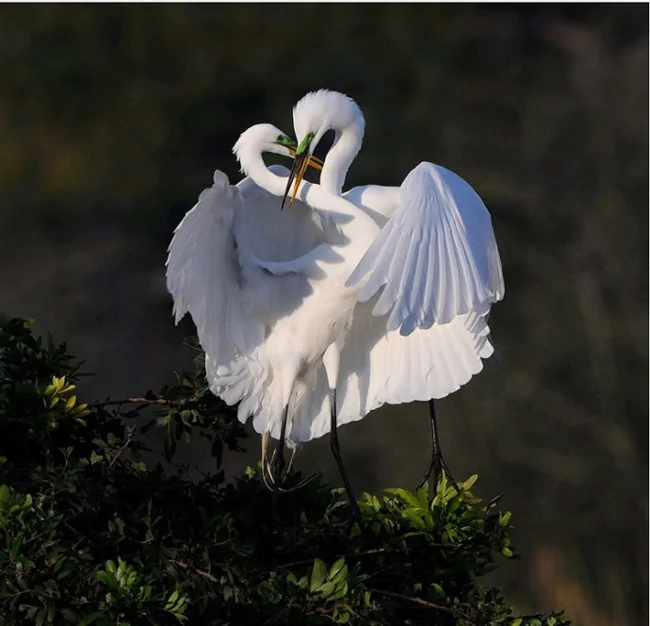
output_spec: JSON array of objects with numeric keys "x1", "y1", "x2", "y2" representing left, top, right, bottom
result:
[
  {"x1": 284, "y1": 298, "x2": 495, "y2": 445},
  {"x1": 166, "y1": 167, "x2": 324, "y2": 365},
  {"x1": 346, "y1": 162, "x2": 505, "y2": 335}
]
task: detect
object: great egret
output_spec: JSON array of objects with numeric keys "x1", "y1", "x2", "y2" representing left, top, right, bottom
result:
[
  {"x1": 281, "y1": 89, "x2": 505, "y2": 488},
  {"x1": 166, "y1": 124, "x2": 331, "y2": 483},
  {"x1": 166, "y1": 124, "x2": 325, "y2": 370},
  {"x1": 225, "y1": 105, "x2": 501, "y2": 501},
  {"x1": 167, "y1": 123, "x2": 376, "y2": 505},
  {"x1": 167, "y1": 95, "x2": 504, "y2": 512}
]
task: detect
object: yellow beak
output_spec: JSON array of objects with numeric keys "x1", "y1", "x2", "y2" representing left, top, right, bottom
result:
[
  {"x1": 288, "y1": 147, "x2": 323, "y2": 170},
  {"x1": 282, "y1": 152, "x2": 318, "y2": 210}
]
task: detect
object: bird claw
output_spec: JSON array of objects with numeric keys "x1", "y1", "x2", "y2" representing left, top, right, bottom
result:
[
  {"x1": 418, "y1": 455, "x2": 459, "y2": 494},
  {"x1": 261, "y1": 434, "x2": 311, "y2": 493}
]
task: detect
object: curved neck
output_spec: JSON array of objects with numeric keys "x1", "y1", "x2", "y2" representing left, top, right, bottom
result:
[
  {"x1": 238, "y1": 150, "x2": 288, "y2": 198},
  {"x1": 298, "y1": 180, "x2": 379, "y2": 258},
  {"x1": 320, "y1": 124, "x2": 363, "y2": 195},
  {"x1": 240, "y1": 147, "x2": 378, "y2": 259}
]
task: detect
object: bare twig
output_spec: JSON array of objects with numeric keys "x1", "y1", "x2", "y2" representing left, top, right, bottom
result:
[
  {"x1": 277, "y1": 548, "x2": 386, "y2": 570},
  {"x1": 367, "y1": 587, "x2": 455, "y2": 613},
  {"x1": 91, "y1": 396, "x2": 198, "y2": 408},
  {"x1": 170, "y1": 559, "x2": 218, "y2": 583},
  {"x1": 108, "y1": 430, "x2": 133, "y2": 468}
]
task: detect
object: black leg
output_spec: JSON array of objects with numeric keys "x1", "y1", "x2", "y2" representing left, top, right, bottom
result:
[
  {"x1": 418, "y1": 399, "x2": 458, "y2": 492},
  {"x1": 329, "y1": 389, "x2": 361, "y2": 519},
  {"x1": 273, "y1": 404, "x2": 290, "y2": 489},
  {"x1": 261, "y1": 432, "x2": 274, "y2": 491},
  {"x1": 262, "y1": 410, "x2": 316, "y2": 495}
]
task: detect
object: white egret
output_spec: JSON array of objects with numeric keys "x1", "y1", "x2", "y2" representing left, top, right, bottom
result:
[
  {"x1": 166, "y1": 124, "x2": 331, "y2": 483},
  {"x1": 223, "y1": 98, "x2": 503, "y2": 498},
  {"x1": 167, "y1": 93, "x2": 504, "y2": 510},
  {"x1": 279, "y1": 89, "x2": 505, "y2": 487},
  {"x1": 166, "y1": 123, "x2": 375, "y2": 506},
  {"x1": 166, "y1": 124, "x2": 325, "y2": 370}
]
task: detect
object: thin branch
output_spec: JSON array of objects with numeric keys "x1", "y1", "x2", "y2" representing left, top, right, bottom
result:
[
  {"x1": 170, "y1": 559, "x2": 218, "y2": 583},
  {"x1": 367, "y1": 587, "x2": 454, "y2": 614},
  {"x1": 276, "y1": 538, "x2": 459, "y2": 572},
  {"x1": 91, "y1": 396, "x2": 198, "y2": 408},
  {"x1": 277, "y1": 548, "x2": 386, "y2": 570},
  {"x1": 108, "y1": 430, "x2": 133, "y2": 468}
]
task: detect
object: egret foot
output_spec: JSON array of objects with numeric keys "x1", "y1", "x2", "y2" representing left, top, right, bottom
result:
[
  {"x1": 261, "y1": 427, "x2": 314, "y2": 494},
  {"x1": 259, "y1": 406, "x2": 290, "y2": 493},
  {"x1": 418, "y1": 399, "x2": 459, "y2": 493}
]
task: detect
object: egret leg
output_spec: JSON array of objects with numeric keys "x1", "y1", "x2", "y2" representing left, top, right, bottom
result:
[
  {"x1": 261, "y1": 432, "x2": 272, "y2": 489},
  {"x1": 329, "y1": 388, "x2": 361, "y2": 519},
  {"x1": 418, "y1": 400, "x2": 459, "y2": 492},
  {"x1": 261, "y1": 404, "x2": 316, "y2": 494},
  {"x1": 272, "y1": 404, "x2": 290, "y2": 489}
]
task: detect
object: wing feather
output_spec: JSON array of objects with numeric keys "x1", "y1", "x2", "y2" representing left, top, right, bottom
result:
[
  {"x1": 166, "y1": 171, "x2": 262, "y2": 363},
  {"x1": 166, "y1": 168, "x2": 324, "y2": 366},
  {"x1": 280, "y1": 298, "x2": 496, "y2": 445},
  {"x1": 346, "y1": 162, "x2": 505, "y2": 332}
]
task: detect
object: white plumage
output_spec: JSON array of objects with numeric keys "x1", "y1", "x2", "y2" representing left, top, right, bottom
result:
[
  {"x1": 347, "y1": 162, "x2": 504, "y2": 334},
  {"x1": 165, "y1": 91, "x2": 505, "y2": 455},
  {"x1": 166, "y1": 164, "x2": 323, "y2": 368}
]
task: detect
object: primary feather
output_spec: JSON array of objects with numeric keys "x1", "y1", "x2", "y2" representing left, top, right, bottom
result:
[{"x1": 346, "y1": 162, "x2": 505, "y2": 334}]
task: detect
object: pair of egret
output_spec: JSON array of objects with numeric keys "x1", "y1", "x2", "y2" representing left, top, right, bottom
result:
[{"x1": 166, "y1": 90, "x2": 504, "y2": 510}]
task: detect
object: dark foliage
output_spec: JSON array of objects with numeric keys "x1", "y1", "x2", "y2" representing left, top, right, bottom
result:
[{"x1": 0, "y1": 318, "x2": 570, "y2": 625}]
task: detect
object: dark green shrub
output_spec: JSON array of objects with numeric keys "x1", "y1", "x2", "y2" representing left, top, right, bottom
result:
[{"x1": 0, "y1": 318, "x2": 569, "y2": 625}]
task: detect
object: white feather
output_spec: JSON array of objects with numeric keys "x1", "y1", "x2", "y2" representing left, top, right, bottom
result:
[
  {"x1": 166, "y1": 164, "x2": 334, "y2": 437},
  {"x1": 346, "y1": 162, "x2": 505, "y2": 331},
  {"x1": 274, "y1": 299, "x2": 496, "y2": 445},
  {"x1": 167, "y1": 96, "x2": 506, "y2": 454}
]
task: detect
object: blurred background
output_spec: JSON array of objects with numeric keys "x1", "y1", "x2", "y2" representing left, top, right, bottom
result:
[{"x1": 0, "y1": 4, "x2": 647, "y2": 625}]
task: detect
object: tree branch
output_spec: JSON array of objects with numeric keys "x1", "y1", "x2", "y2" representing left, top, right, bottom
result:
[
  {"x1": 171, "y1": 559, "x2": 218, "y2": 583},
  {"x1": 90, "y1": 396, "x2": 198, "y2": 408},
  {"x1": 277, "y1": 548, "x2": 386, "y2": 570},
  {"x1": 367, "y1": 587, "x2": 455, "y2": 614}
]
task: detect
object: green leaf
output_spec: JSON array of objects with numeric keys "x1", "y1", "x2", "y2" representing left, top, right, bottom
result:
[
  {"x1": 166, "y1": 589, "x2": 179, "y2": 608},
  {"x1": 385, "y1": 488, "x2": 419, "y2": 508},
  {"x1": 329, "y1": 558, "x2": 346, "y2": 580},
  {"x1": 432, "y1": 583, "x2": 445, "y2": 597},
  {"x1": 96, "y1": 571, "x2": 117, "y2": 590},
  {"x1": 310, "y1": 558, "x2": 327, "y2": 592},
  {"x1": 318, "y1": 581, "x2": 336, "y2": 597},
  {"x1": 35, "y1": 608, "x2": 46, "y2": 626},
  {"x1": 499, "y1": 511, "x2": 512, "y2": 527}
]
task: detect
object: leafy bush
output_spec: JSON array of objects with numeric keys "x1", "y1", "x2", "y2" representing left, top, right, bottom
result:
[{"x1": 0, "y1": 318, "x2": 569, "y2": 625}]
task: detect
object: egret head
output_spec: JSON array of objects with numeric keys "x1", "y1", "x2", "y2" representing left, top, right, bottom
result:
[
  {"x1": 232, "y1": 123, "x2": 323, "y2": 175},
  {"x1": 284, "y1": 90, "x2": 365, "y2": 208}
]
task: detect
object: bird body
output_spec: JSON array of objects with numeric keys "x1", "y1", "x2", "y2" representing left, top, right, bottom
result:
[{"x1": 167, "y1": 91, "x2": 505, "y2": 454}]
